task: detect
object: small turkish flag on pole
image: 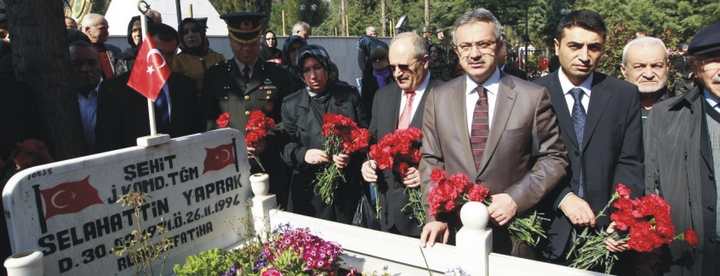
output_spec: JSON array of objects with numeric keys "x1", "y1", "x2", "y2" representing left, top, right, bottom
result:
[
  {"x1": 127, "y1": 34, "x2": 170, "y2": 101},
  {"x1": 126, "y1": 13, "x2": 168, "y2": 137}
]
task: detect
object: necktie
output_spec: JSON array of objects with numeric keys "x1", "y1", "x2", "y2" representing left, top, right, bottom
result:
[
  {"x1": 155, "y1": 86, "x2": 170, "y2": 129},
  {"x1": 241, "y1": 65, "x2": 251, "y2": 83},
  {"x1": 570, "y1": 87, "x2": 587, "y2": 196},
  {"x1": 470, "y1": 87, "x2": 490, "y2": 170},
  {"x1": 397, "y1": 91, "x2": 416, "y2": 129}
]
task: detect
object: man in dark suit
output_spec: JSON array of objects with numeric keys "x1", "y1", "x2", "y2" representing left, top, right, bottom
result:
[
  {"x1": 534, "y1": 10, "x2": 644, "y2": 263},
  {"x1": 419, "y1": 8, "x2": 568, "y2": 258},
  {"x1": 360, "y1": 32, "x2": 441, "y2": 237},
  {"x1": 96, "y1": 23, "x2": 204, "y2": 151}
]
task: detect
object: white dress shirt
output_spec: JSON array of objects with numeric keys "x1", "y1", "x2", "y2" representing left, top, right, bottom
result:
[
  {"x1": 558, "y1": 69, "x2": 593, "y2": 114},
  {"x1": 466, "y1": 67, "x2": 501, "y2": 132},
  {"x1": 398, "y1": 72, "x2": 431, "y2": 121},
  {"x1": 705, "y1": 89, "x2": 720, "y2": 113}
]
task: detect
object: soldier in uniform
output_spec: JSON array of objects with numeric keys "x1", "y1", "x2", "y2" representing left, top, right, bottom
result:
[{"x1": 203, "y1": 11, "x2": 303, "y2": 208}]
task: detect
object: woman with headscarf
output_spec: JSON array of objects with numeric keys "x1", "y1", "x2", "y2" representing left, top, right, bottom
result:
[
  {"x1": 260, "y1": 30, "x2": 282, "y2": 64},
  {"x1": 281, "y1": 45, "x2": 369, "y2": 224},
  {"x1": 172, "y1": 17, "x2": 225, "y2": 93},
  {"x1": 281, "y1": 35, "x2": 307, "y2": 79},
  {"x1": 113, "y1": 16, "x2": 145, "y2": 75}
]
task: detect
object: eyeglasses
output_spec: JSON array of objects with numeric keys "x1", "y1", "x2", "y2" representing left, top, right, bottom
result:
[
  {"x1": 266, "y1": 37, "x2": 277, "y2": 41},
  {"x1": 389, "y1": 59, "x2": 421, "y2": 72},
  {"x1": 455, "y1": 40, "x2": 497, "y2": 55}
]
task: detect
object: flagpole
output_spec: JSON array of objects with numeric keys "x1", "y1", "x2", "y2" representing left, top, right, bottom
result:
[{"x1": 139, "y1": 1, "x2": 158, "y2": 136}]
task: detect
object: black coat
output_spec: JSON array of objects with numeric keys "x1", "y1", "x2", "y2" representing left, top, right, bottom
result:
[
  {"x1": 281, "y1": 83, "x2": 369, "y2": 224},
  {"x1": 646, "y1": 86, "x2": 719, "y2": 276},
  {"x1": 95, "y1": 73, "x2": 204, "y2": 152},
  {"x1": 368, "y1": 79, "x2": 440, "y2": 236},
  {"x1": 535, "y1": 71, "x2": 644, "y2": 260}
]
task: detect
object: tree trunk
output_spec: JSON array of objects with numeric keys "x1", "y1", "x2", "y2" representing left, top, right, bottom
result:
[{"x1": 6, "y1": 0, "x2": 87, "y2": 160}]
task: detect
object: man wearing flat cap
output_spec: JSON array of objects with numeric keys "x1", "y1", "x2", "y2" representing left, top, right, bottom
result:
[
  {"x1": 203, "y1": 11, "x2": 303, "y2": 208},
  {"x1": 645, "y1": 21, "x2": 720, "y2": 276}
]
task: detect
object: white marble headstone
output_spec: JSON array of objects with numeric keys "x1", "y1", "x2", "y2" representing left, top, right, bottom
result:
[{"x1": 2, "y1": 128, "x2": 251, "y2": 275}]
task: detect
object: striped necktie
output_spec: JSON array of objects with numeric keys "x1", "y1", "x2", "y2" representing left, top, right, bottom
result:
[{"x1": 470, "y1": 87, "x2": 490, "y2": 170}]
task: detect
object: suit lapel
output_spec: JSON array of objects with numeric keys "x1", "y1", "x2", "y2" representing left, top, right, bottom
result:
[
  {"x1": 478, "y1": 75, "x2": 517, "y2": 175},
  {"x1": 454, "y1": 77, "x2": 476, "y2": 176},
  {"x1": 548, "y1": 72, "x2": 579, "y2": 149},
  {"x1": 410, "y1": 79, "x2": 433, "y2": 128},
  {"x1": 388, "y1": 85, "x2": 402, "y2": 130},
  {"x1": 581, "y1": 74, "x2": 613, "y2": 152}
]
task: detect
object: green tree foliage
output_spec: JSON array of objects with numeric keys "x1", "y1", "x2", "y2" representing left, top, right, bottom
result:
[
  {"x1": 574, "y1": 0, "x2": 720, "y2": 76},
  {"x1": 207, "y1": 0, "x2": 719, "y2": 77}
]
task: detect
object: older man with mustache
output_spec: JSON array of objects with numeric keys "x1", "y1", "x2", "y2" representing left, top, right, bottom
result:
[{"x1": 621, "y1": 36, "x2": 672, "y2": 129}]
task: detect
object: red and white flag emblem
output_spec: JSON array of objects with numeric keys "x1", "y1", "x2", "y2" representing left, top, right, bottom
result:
[
  {"x1": 127, "y1": 34, "x2": 171, "y2": 101},
  {"x1": 203, "y1": 143, "x2": 236, "y2": 174},
  {"x1": 39, "y1": 176, "x2": 103, "y2": 220}
]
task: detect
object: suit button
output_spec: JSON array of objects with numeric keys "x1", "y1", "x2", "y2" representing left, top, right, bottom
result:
[
  {"x1": 708, "y1": 206, "x2": 715, "y2": 212},
  {"x1": 266, "y1": 90, "x2": 272, "y2": 95},
  {"x1": 244, "y1": 96, "x2": 250, "y2": 100},
  {"x1": 244, "y1": 111, "x2": 250, "y2": 116},
  {"x1": 265, "y1": 95, "x2": 271, "y2": 100},
  {"x1": 223, "y1": 96, "x2": 229, "y2": 100}
]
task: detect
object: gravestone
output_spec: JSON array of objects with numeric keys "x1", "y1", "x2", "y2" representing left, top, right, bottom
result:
[{"x1": 2, "y1": 128, "x2": 251, "y2": 275}]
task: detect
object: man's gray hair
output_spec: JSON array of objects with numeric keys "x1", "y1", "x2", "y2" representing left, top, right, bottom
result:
[
  {"x1": 292, "y1": 21, "x2": 310, "y2": 33},
  {"x1": 452, "y1": 8, "x2": 503, "y2": 44},
  {"x1": 390, "y1": 32, "x2": 428, "y2": 58},
  {"x1": 621, "y1": 36, "x2": 668, "y2": 65},
  {"x1": 80, "y1": 13, "x2": 106, "y2": 29},
  {"x1": 366, "y1": 26, "x2": 376, "y2": 34}
]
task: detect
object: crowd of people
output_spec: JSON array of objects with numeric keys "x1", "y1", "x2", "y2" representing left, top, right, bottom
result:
[{"x1": 1, "y1": 6, "x2": 720, "y2": 276}]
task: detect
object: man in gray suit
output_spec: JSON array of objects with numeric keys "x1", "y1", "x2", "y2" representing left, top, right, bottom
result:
[{"x1": 419, "y1": 8, "x2": 568, "y2": 257}]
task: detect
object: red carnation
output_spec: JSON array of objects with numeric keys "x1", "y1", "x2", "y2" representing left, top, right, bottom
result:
[
  {"x1": 244, "y1": 111, "x2": 276, "y2": 148},
  {"x1": 615, "y1": 183, "x2": 632, "y2": 199},
  {"x1": 467, "y1": 184, "x2": 490, "y2": 202},
  {"x1": 216, "y1": 112, "x2": 230, "y2": 128},
  {"x1": 683, "y1": 229, "x2": 699, "y2": 247}
]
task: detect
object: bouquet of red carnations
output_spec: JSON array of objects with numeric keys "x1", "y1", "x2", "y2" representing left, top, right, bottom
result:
[
  {"x1": 368, "y1": 127, "x2": 424, "y2": 223},
  {"x1": 567, "y1": 183, "x2": 699, "y2": 273},
  {"x1": 428, "y1": 169, "x2": 548, "y2": 246},
  {"x1": 315, "y1": 113, "x2": 370, "y2": 205},
  {"x1": 245, "y1": 111, "x2": 276, "y2": 149}
]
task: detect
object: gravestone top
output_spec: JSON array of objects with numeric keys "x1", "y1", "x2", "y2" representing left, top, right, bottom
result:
[{"x1": 2, "y1": 128, "x2": 251, "y2": 275}]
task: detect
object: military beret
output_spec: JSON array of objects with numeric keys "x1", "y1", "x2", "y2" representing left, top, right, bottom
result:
[
  {"x1": 221, "y1": 12, "x2": 266, "y2": 43},
  {"x1": 688, "y1": 21, "x2": 720, "y2": 56}
]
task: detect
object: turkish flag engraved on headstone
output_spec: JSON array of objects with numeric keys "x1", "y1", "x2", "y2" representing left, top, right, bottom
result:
[
  {"x1": 127, "y1": 34, "x2": 171, "y2": 101},
  {"x1": 203, "y1": 142, "x2": 236, "y2": 174},
  {"x1": 39, "y1": 176, "x2": 103, "y2": 220}
]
